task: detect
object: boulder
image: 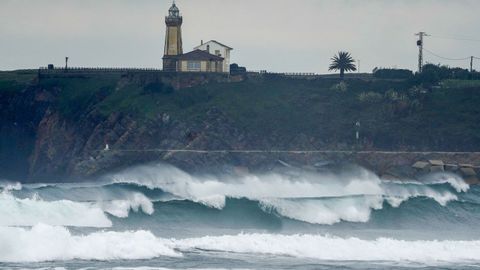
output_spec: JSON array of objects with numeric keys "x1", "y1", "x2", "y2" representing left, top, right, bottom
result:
[
  {"x1": 445, "y1": 164, "x2": 459, "y2": 171},
  {"x1": 460, "y1": 167, "x2": 477, "y2": 177},
  {"x1": 429, "y1": 160, "x2": 444, "y2": 166},
  {"x1": 412, "y1": 161, "x2": 429, "y2": 170},
  {"x1": 459, "y1": 164, "x2": 474, "y2": 168},
  {"x1": 430, "y1": 165, "x2": 445, "y2": 173}
]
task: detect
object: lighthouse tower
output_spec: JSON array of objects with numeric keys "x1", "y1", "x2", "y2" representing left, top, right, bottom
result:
[{"x1": 163, "y1": 1, "x2": 183, "y2": 71}]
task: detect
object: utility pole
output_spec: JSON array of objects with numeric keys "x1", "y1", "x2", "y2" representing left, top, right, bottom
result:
[
  {"x1": 355, "y1": 121, "x2": 361, "y2": 142},
  {"x1": 471, "y1": 56, "x2": 474, "y2": 73},
  {"x1": 415, "y1": 32, "x2": 428, "y2": 73}
]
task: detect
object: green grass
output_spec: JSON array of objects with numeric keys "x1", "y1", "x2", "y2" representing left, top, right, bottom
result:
[
  {"x1": 2, "y1": 72, "x2": 480, "y2": 150},
  {"x1": 441, "y1": 79, "x2": 480, "y2": 89},
  {"x1": 0, "y1": 70, "x2": 37, "y2": 83},
  {"x1": 85, "y1": 76, "x2": 423, "y2": 147},
  {"x1": 39, "y1": 75, "x2": 120, "y2": 119},
  {"x1": 93, "y1": 77, "x2": 412, "y2": 147},
  {"x1": 0, "y1": 70, "x2": 37, "y2": 94}
]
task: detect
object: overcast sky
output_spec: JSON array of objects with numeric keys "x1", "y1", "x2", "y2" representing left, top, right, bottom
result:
[{"x1": 1, "y1": 0, "x2": 480, "y2": 73}]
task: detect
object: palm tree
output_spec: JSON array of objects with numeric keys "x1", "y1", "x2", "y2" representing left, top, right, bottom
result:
[{"x1": 329, "y1": 51, "x2": 357, "y2": 79}]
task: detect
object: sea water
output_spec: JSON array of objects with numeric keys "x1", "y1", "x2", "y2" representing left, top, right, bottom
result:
[{"x1": 1, "y1": 163, "x2": 480, "y2": 269}]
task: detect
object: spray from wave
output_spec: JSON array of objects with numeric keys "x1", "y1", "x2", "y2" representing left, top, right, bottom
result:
[
  {"x1": 0, "y1": 164, "x2": 469, "y2": 227},
  {"x1": 0, "y1": 224, "x2": 179, "y2": 262},
  {"x1": 100, "y1": 192, "x2": 154, "y2": 218},
  {"x1": 106, "y1": 163, "x2": 467, "y2": 225},
  {"x1": 2, "y1": 224, "x2": 480, "y2": 263},
  {"x1": 0, "y1": 187, "x2": 154, "y2": 227}
]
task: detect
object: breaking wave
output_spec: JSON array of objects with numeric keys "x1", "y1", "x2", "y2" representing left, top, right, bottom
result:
[
  {"x1": 176, "y1": 233, "x2": 480, "y2": 262},
  {"x1": 0, "y1": 189, "x2": 154, "y2": 227},
  {"x1": 0, "y1": 163, "x2": 470, "y2": 227},
  {"x1": 2, "y1": 224, "x2": 480, "y2": 263},
  {"x1": 0, "y1": 192, "x2": 112, "y2": 227},
  {"x1": 105, "y1": 164, "x2": 467, "y2": 225},
  {"x1": 0, "y1": 224, "x2": 179, "y2": 262},
  {"x1": 99, "y1": 192, "x2": 154, "y2": 218}
]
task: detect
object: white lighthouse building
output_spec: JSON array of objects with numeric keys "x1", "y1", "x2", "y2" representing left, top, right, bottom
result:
[{"x1": 194, "y1": 40, "x2": 233, "y2": 73}]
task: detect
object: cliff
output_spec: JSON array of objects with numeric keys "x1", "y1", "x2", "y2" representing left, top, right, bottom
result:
[{"x1": 1, "y1": 70, "x2": 480, "y2": 182}]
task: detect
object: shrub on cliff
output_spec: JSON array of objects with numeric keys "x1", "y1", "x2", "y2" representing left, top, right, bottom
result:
[
  {"x1": 373, "y1": 68, "x2": 414, "y2": 80},
  {"x1": 358, "y1": 91, "x2": 383, "y2": 103},
  {"x1": 330, "y1": 81, "x2": 348, "y2": 92},
  {"x1": 143, "y1": 82, "x2": 173, "y2": 95}
]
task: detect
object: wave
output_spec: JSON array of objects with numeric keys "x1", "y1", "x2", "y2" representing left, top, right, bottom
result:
[
  {"x1": 0, "y1": 181, "x2": 22, "y2": 191},
  {"x1": 1, "y1": 163, "x2": 470, "y2": 226},
  {"x1": 0, "y1": 192, "x2": 112, "y2": 227},
  {"x1": 3, "y1": 224, "x2": 480, "y2": 263},
  {"x1": 176, "y1": 232, "x2": 480, "y2": 262},
  {"x1": 99, "y1": 192, "x2": 154, "y2": 218},
  {"x1": 105, "y1": 163, "x2": 467, "y2": 225},
  {"x1": 387, "y1": 172, "x2": 470, "y2": 193},
  {"x1": 0, "y1": 190, "x2": 154, "y2": 227},
  {"x1": 0, "y1": 224, "x2": 179, "y2": 262},
  {"x1": 259, "y1": 196, "x2": 384, "y2": 224}
]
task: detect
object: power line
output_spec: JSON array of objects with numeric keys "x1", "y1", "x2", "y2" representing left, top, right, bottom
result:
[
  {"x1": 416, "y1": 32, "x2": 480, "y2": 72},
  {"x1": 429, "y1": 35, "x2": 480, "y2": 43},
  {"x1": 423, "y1": 48, "x2": 473, "y2": 61}
]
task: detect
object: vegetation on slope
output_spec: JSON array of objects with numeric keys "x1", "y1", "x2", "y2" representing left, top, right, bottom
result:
[{"x1": 2, "y1": 68, "x2": 480, "y2": 151}]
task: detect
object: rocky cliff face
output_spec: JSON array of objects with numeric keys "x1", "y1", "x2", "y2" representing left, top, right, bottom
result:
[
  {"x1": 0, "y1": 81, "x2": 51, "y2": 180},
  {"x1": 2, "y1": 72, "x2": 480, "y2": 182},
  {"x1": 4, "y1": 81, "x2": 250, "y2": 181}
]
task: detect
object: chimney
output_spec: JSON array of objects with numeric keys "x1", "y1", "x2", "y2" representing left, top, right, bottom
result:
[{"x1": 201, "y1": 40, "x2": 203, "y2": 45}]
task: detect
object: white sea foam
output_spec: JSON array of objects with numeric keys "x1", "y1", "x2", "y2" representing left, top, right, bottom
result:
[
  {"x1": 423, "y1": 173, "x2": 470, "y2": 193},
  {"x1": 2, "y1": 224, "x2": 480, "y2": 263},
  {"x1": 0, "y1": 181, "x2": 22, "y2": 191},
  {"x1": 175, "y1": 233, "x2": 480, "y2": 262},
  {"x1": 0, "y1": 224, "x2": 179, "y2": 262},
  {"x1": 100, "y1": 192, "x2": 154, "y2": 218},
  {"x1": 260, "y1": 196, "x2": 384, "y2": 225},
  {"x1": 0, "y1": 184, "x2": 158, "y2": 226},
  {"x1": 0, "y1": 192, "x2": 112, "y2": 227},
  {"x1": 108, "y1": 163, "x2": 466, "y2": 224}
]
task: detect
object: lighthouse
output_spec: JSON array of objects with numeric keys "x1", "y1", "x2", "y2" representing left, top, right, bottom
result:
[{"x1": 163, "y1": 1, "x2": 183, "y2": 71}]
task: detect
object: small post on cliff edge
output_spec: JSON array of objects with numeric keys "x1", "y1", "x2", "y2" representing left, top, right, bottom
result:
[
  {"x1": 354, "y1": 121, "x2": 361, "y2": 151},
  {"x1": 65, "y1": 57, "x2": 69, "y2": 72}
]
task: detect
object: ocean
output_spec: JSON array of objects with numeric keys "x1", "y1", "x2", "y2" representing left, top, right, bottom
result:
[{"x1": 2, "y1": 163, "x2": 480, "y2": 270}]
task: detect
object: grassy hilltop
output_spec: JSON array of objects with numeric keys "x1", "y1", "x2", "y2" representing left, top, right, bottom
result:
[{"x1": 2, "y1": 69, "x2": 480, "y2": 152}]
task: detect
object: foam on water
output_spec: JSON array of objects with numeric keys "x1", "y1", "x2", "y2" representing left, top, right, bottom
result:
[
  {"x1": 176, "y1": 233, "x2": 480, "y2": 262},
  {"x1": 0, "y1": 224, "x2": 179, "y2": 262},
  {"x1": 0, "y1": 181, "x2": 22, "y2": 191},
  {"x1": 2, "y1": 224, "x2": 480, "y2": 263},
  {"x1": 0, "y1": 192, "x2": 112, "y2": 227},
  {"x1": 107, "y1": 163, "x2": 467, "y2": 224},
  {"x1": 0, "y1": 184, "x2": 158, "y2": 226},
  {"x1": 100, "y1": 192, "x2": 155, "y2": 218},
  {"x1": 259, "y1": 196, "x2": 384, "y2": 225},
  {"x1": 0, "y1": 164, "x2": 469, "y2": 228}
]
